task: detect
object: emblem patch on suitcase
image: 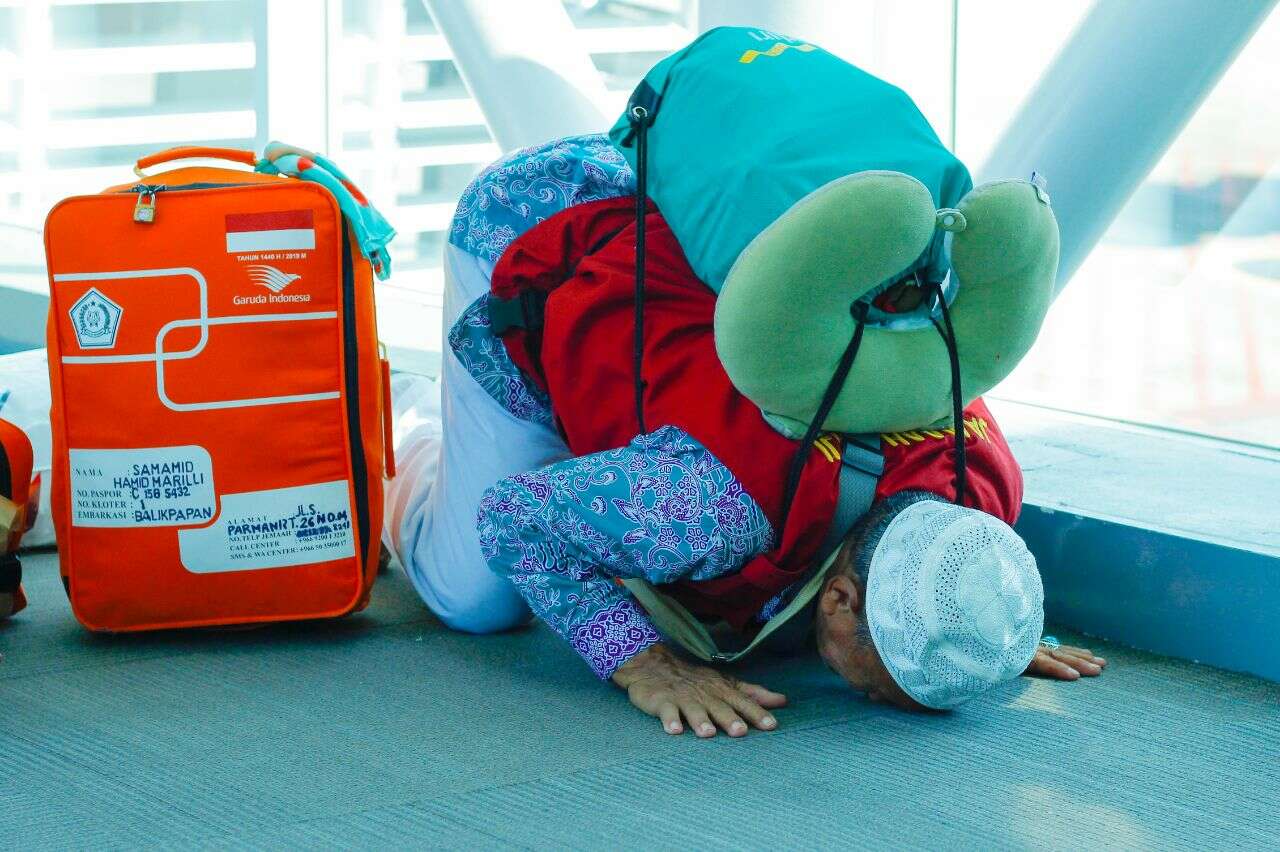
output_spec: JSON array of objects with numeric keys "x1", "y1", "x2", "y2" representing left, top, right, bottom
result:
[{"x1": 68, "y1": 287, "x2": 123, "y2": 350}]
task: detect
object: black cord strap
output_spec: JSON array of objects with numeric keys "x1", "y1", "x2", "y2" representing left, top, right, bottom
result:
[
  {"x1": 931, "y1": 281, "x2": 967, "y2": 506},
  {"x1": 630, "y1": 105, "x2": 652, "y2": 435},
  {"x1": 777, "y1": 304, "x2": 869, "y2": 535}
]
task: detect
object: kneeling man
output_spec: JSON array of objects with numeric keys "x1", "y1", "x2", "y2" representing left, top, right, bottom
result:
[{"x1": 387, "y1": 136, "x2": 1104, "y2": 736}]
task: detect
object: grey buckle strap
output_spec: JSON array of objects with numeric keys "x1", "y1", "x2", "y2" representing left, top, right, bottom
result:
[{"x1": 815, "y1": 435, "x2": 881, "y2": 560}]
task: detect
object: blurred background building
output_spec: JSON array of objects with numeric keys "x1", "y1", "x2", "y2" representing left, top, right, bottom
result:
[{"x1": 0, "y1": 0, "x2": 1276, "y2": 445}]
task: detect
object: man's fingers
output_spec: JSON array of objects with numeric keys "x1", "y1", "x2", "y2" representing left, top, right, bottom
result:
[
  {"x1": 704, "y1": 698, "x2": 748, "y2": 738},
  {"x1": 1033, "y1": 652, "x2": 1081, "y2": 680},
  {"x1": 1059, "y1": 646, "x2": 1108, "y2": 667},
  {"x1": 682, "y1": 704, "x2": 717, "y2": 738},
  {"x1": 739, "y1": 681, "x2": 788, "y2": 709},
  {"x1": 657, "y1": 701, "x2": 684, "y2": 735},
  {"x1": 724, "y1": 689, "x2": 778, "y2": 731},
  {"x1": 1053, "y1": 649, "x2": 1102, "y2": 676}
]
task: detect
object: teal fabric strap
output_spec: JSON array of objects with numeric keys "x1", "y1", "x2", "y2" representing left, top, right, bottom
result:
[{"x1": 256, "y1": 141, "x2": 396, "y2": 280}]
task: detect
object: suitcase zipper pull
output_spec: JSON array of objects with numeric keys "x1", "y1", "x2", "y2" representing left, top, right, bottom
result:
[{"x1": 130, "y1": 184, "x2": 165, "y2": 223}]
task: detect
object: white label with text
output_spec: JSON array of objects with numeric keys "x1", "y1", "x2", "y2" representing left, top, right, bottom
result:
[
  {"x1": 178, "y1": 480, "x2": 355, "y2": 573},
  {"x1": 69, "y1": 446, "x2": 216, "y2": 527}
]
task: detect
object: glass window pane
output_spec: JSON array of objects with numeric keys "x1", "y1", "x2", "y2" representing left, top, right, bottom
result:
[
  {"x1": 993, "y1": 8, "x2": 1280, "y2": 446},
  {"x1": 0, "y1": 0, "x2": 262, "y2": 355},
  {"x1": 0, "y1": 0, "x2": 259, "y2": 229},
  {"x1": 333, "y1": 0, "x2": 692, "y2": 360}
]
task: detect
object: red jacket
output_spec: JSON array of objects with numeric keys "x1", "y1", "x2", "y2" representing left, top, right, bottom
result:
[{"x1": 490, "y1": 197, "x2": 1022, "y2": 627}]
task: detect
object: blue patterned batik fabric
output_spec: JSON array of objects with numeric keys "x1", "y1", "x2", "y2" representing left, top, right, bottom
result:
[
  {"x1": 448, "y1": 293, "x2": 554, "y2": 427},
  {"x1": 477, "y1": 425, "x2": 777, "y2": 679},
  {"x1": 448, "y1": 133, "x2": 636, "y2": 262}
]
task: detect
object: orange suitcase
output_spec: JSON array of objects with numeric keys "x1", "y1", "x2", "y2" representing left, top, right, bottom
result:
[{"x1": 43, "y1": 146, "x2": 391, "y2": 631}]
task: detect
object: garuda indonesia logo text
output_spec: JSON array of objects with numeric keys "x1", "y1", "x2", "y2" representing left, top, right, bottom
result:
[{"x1": 247, "y1": 264, "x2": 301, "y2": 293}]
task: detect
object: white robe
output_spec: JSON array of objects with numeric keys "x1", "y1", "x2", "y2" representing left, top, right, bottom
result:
[{"x1": 382, "y1": 244, "x2": 572, "y2": 632}]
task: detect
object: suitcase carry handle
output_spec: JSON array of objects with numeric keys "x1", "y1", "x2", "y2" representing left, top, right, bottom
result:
[{"x1": 134, "y1": 146, "x2": 258, "y2": 177}]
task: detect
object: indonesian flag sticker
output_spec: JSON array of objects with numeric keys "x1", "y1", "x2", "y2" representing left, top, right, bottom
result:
[{"x1": 225, "y1": 209, "x2": 315, "y2": 253}]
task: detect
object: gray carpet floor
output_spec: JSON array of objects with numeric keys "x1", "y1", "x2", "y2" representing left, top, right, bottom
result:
[{"x1": 2, "y1": 550, "x2": 1278, "y2": 850}]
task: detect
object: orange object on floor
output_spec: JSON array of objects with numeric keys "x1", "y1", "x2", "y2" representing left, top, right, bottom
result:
[
  {"x1": 1, "y1": 416, "x2": 34, "y2": 618},
  {"x1": 43, "y1": 146, "x2": 390, "y2": 632}
]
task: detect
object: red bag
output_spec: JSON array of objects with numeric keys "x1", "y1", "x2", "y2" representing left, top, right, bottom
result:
[{"x1": 1, "y1": 416, "x2": 37, "y2": 618}]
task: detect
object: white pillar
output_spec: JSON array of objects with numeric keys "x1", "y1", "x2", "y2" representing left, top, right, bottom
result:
[
  {"x1": 366, "y1": 0, "x2": 407, "y2": 219},
  {"x1": 259, "y1": 0, "x2": 331, "y2": 150},
  {"x1": 419, "y1": 0, "x2": 610, "y2": 153},
  {"x1": 977, "y1": 0, "x2": 1277, "y2": 293}
]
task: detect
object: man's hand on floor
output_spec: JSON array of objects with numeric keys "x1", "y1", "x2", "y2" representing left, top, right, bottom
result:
[
  {"x1": 1024, "y1": 643, "x2": 1107, "y2": 680},
  {"x1": 612, "y1": 643, "x2": 787, "y2": 738}
]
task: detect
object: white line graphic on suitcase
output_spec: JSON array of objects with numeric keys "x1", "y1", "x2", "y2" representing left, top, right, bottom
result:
[{"x1": 54, "y1": 266, "x2": 340, "y2": 413}]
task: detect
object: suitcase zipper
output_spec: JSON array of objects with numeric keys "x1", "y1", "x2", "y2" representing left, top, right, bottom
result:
[
  {"x1": 339, "y1": 216, "x2": 372, "y2": 568},
  {"x1": 124, "y1": 182, "x2": 242, "y2": 224}
]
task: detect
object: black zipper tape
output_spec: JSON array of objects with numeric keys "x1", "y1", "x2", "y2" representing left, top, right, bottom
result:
[
  {"x1": 121, "y1": 182, "x2": 245, "y2": 193},
  {"x1": 340, "y1": 216, "x2": 371, "y2": 568}
]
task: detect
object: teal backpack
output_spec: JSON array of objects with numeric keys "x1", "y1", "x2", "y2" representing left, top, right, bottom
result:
[
  {"x1": 606, "y1": 26, "x2": 972, "y2": 294},
  {"x1": 605, "y1": 26, "x2": 1058, "y2": 526}
]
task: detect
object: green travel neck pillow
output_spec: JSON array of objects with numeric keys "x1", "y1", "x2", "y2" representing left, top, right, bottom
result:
[{"x1": 713, "y1": 171, "x2": 1059, "y2": 435}]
